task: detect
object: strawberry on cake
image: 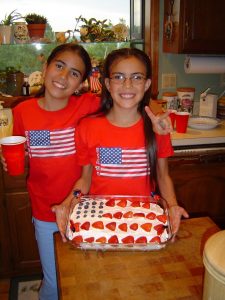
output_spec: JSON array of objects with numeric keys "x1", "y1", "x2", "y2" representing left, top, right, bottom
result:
[{"x1": 66, "y1": 196, "x2": 172, "y2": 250}]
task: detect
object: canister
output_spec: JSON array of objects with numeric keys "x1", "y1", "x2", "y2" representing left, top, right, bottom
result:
[
  {"x1": 203, "y1": 230, "x2": 225, "y2": 300},
  {"x1": 177, "y1": 87, "x2": 195, "y2": 114},
  {"x1": 162, "y1": 92, "x2": 178, "y2": 110},
  {"x1": 217, "y1": 97, "x2": 225, "y2": 119}
]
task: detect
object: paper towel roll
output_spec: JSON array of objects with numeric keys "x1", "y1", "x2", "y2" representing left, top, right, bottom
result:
[{"x1": 184, "y1": 56, "x2": 225, "y2": 74}]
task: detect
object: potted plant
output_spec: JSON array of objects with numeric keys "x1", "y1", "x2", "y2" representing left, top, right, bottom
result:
[
  {"x1": 74, "y1": 15, "x2": 117, "y2": 42},
  {"x1": 24, "y1": 13, "x2": 47, "y2": 40},
  {"x1": 0, "y1": 10, "x2": 22, "y2": 44}
]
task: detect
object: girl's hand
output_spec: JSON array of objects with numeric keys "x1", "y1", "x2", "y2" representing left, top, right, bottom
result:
[
  {"x1": 145, "y1": 106, "x2": 173, "y2": 135},
  {"x1": 1, "y1": 151, "x2": 28, "y2": 172},
  {"x1": 169, "y1": 205, "x2": 189, "y2": 241},
  {"x1": 52, "y1": 203, "x2": 70, "y2": 243},
  {"x1": 52, "y1": 195, "x2": 80, "y2": 243}
]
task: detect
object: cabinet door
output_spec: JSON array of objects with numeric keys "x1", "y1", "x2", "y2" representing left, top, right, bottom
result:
[
  {"x1": 0, "y1": 178, "x2": 12, "y2": 276},
  {"x1": 163, "y1": 0, "x2": 225, "y2": 54},
  {"x1": 5, "y1": 191, "x2": 41, "y2": 274},
  {"x1": 169, "y1": 158, "x2": 225, "y2": 228}
]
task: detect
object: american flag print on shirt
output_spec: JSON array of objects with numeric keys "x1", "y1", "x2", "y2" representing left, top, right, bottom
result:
[
  {"x1": 96, "y1": 147, "x2": 150, "y2": 178},
  {"x1": 25, "y1": 127, "x2": 75, "y2": 158}
]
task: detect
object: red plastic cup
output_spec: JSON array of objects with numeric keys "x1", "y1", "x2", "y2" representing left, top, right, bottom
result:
[
  {"x1": 0, "y1": 136, "x2": 26, "y2": 176},
  {"x1": 169, "y1": 110, "x2": 176, "y2": 129},
  {"x1": 175, "y1": 112, "x2": 190, "y2": 133}
]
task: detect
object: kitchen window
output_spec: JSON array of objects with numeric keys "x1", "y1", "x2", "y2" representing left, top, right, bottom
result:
[
  {"x1": 0, "y1": 0, "x2": 130, "y2": 32},
  {"x1": 0, "y1": 0, "x2": 159, "y2": 95}
]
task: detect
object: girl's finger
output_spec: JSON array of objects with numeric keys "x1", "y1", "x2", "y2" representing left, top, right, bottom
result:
[{"x1": 144, "y1": 106, "x2": 157, "y2": 122}]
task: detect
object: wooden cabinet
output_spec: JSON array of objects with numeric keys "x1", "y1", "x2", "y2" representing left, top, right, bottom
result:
[
  {"x1": 0, "y1": 169, "x2": 41, "y2": 277},
  {"x1": 163, "y1": 0, "x2": 225, "y2": 54},
  {"x1": 169, "y1": 151, "x2": 225, "y2": 229}
]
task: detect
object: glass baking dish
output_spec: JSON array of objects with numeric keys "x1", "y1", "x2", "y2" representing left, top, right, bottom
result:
[{"x1": 66, "y1": 195, "x2": 173, "y2": 251}]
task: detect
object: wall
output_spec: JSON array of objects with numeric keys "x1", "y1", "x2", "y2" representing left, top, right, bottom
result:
[{"x1": 158, "y1": 0, "x2": 224, "y2": 114}]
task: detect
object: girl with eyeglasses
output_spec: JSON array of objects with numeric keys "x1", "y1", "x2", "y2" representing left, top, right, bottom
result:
[{"x1": 54, "y1": 47, "x2": 188, "y2": 242}]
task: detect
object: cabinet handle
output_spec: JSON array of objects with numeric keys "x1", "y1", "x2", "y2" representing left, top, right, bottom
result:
[
  {"x1": 170, "y1": 154, "x2": 225, "y2": 165},
  {"x1": 170, "y1": 156, "x2": 201, "y2": 165},
  {"x1": 185, "y1": 22, "x2": 189, "y2": 40}
]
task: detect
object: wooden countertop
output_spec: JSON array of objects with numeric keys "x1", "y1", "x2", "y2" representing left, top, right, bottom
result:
[{"x1": 54, "y1": 217, "x2": 219, "y2": 300}]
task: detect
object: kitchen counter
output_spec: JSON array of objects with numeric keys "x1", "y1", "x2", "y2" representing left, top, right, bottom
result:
[
  {"x1": 54, "y1": 217, "x2": 219, "y2": 300},
  {"x1": 171, "y1": 120, "x2": 225, "y2": 147}
]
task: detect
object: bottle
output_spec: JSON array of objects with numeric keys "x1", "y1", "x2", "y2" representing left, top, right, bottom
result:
[
  {"x1": 22, "y1": 76, "x2": 30, "y2": 96},
  {"x1": 0, "y1": 101, "x2": 9, "y2": 139}
]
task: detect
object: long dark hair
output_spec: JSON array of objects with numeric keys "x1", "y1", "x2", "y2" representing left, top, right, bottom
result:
[
  {"x1": 100, "y1": 47, "x2": 157, "y2": 187},
  {"x1": 36, "y1": 43, "x2": 92, "y2": 97}
]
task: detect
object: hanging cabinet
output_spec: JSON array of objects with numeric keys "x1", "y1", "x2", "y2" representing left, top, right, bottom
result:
[{"x1": 163, "y1": 0, "x2": 225, "y2": 54}]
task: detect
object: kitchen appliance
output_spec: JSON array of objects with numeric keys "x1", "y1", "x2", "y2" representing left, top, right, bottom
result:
[{"x1": 199, "y1": 89, "x2": 218, "y2": 118}]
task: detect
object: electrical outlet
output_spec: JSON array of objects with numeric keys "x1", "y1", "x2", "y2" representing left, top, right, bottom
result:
[
  {"x1": 162, "y1": 73, "x2": 176, "y2": 89},
  {"x1": 220, "y1": 73, "x2": 225, "y2": 87}
]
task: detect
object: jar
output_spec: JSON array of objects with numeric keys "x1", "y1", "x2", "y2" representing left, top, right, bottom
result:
[
  {"x1": 177, "y1": 87, "x2": 195, "y2": 114},
  {"x1": 6, "y1": 71, "x2": 24, "y2": 96},
  {"x1": 217, "y1": 97, "x2": 225, "y2": 119},
  {"x1": 162, "y1": 91, "x2": 178, "y2": 110},
  {"x1": 13, "y1": 22, "x2": 29, "y2": 44}
]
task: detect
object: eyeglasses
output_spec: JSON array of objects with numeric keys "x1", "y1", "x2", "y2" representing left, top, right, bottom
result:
[{"x1": 109, "y1": 73, "x2": 147, "y2": 85}]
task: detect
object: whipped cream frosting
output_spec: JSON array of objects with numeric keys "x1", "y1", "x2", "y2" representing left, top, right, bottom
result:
[{"x1": 67, "y1": 197, "x2": 169, "y2": 244}]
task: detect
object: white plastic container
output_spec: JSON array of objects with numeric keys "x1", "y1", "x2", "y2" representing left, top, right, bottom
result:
[{"x1": 203, "y1": 230, "x2": 225, "y2": 300}]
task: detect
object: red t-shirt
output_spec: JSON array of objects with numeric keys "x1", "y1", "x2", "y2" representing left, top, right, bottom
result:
[
  {"x1": 76, "y1": 116, "x2": 174, "y2": 195},
  {"x1": 13, "y1": 94, "x2": 99, "y2": 221}
]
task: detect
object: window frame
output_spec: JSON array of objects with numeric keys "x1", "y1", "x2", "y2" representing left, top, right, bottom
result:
[
  {"x1": 145, "y1": 0, "x2": 159, "y2": 99},
  {"x1": 130, "y1": 0, "x2": 159, "y2": 98}
]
